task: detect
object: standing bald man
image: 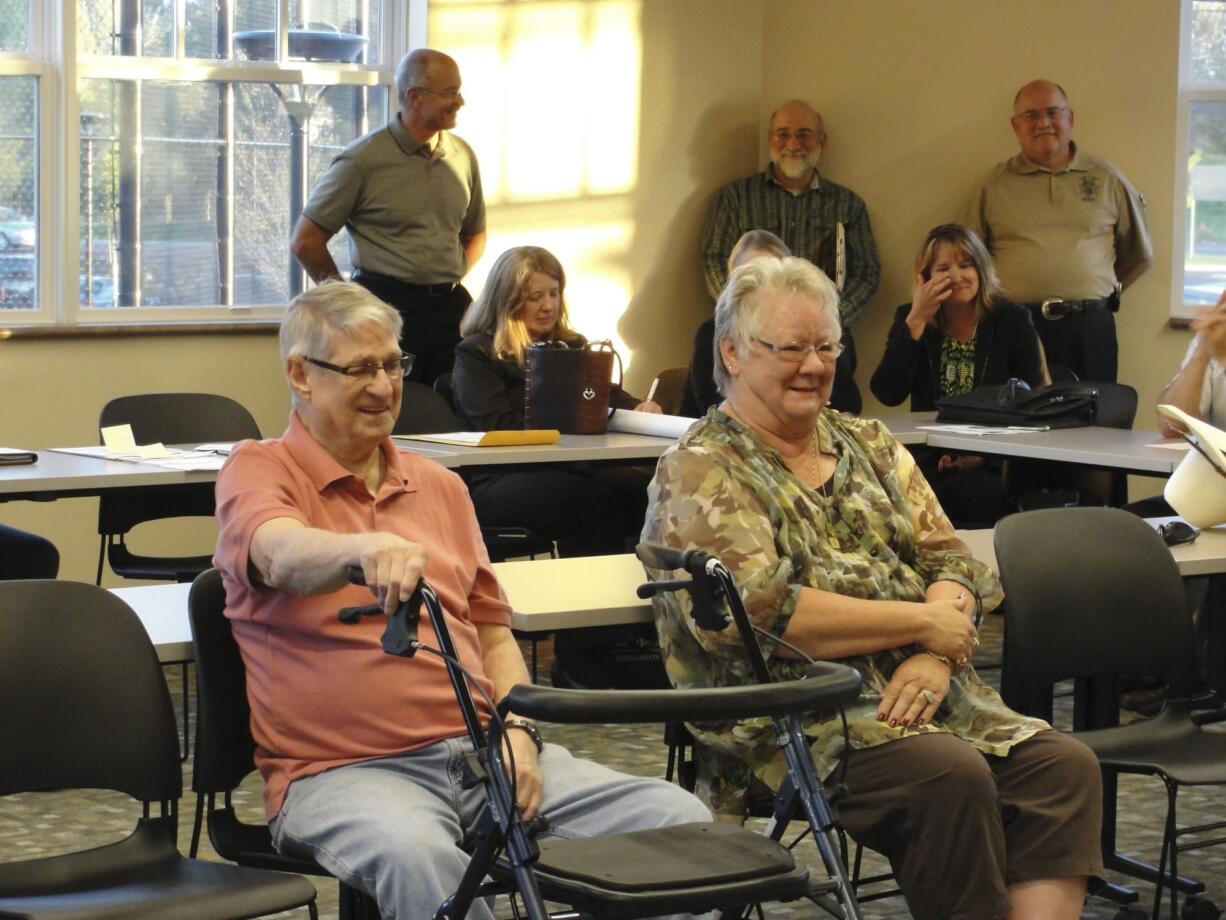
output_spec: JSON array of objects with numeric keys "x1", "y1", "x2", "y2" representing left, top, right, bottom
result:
[
  {"x1": 965, "y1": 79, "x2": 1151, "y2": 383},
  {"x1": 291, "y1": 49, "x2": 487, "y2": 384},
  {"x1": 701, "y1": 99, "x2": 879, "y2": 414}
]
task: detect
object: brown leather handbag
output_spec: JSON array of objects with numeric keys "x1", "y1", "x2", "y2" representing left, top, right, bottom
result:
[{"x1": 523, "y1": 340, "x2": 621, "y2": 434}]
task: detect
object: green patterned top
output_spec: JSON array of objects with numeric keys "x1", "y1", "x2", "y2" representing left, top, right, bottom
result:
[
  {"x1": 939, "y1": 331, "x2": 978, "y2": 397},
  {"x1": 642, "y1": 407, "x2": 1049, "y2": 816}
]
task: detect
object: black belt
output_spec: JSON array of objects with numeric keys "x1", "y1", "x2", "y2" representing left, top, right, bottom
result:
[
  {"x1": 353, "y1": 269, "x2": 457, "y2": 297},
  {"x1": 1024, "y1": 290, "x2": 1119, "y2": 320}
]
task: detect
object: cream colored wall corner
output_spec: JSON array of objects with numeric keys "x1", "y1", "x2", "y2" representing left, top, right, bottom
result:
[
  {"x1": 759, "y1": 0, "x2": 1185, "y2": 443},
  {"x1": 429, "y1": 0, "x2": 764, "y2": 396}
]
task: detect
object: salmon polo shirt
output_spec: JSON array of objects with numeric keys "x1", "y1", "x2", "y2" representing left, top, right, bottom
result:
[{"x1": 213, "y1": 412, "x2": 512, "y2": 819}]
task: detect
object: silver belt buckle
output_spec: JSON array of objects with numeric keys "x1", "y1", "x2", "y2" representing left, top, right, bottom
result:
[{"x1": 1040, "y1": 298, "x2": 1065, "y2": 321}]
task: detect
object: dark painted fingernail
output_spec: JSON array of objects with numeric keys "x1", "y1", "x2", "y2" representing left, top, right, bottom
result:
[
  {"x1": 889, "y1": 718, "x2": 897, "y2": 727},
  {"x1": 916, "y1": 718, "x2": 924, "y2": 727},
  {"x1": 901, "y1": 719, "x2": 909, "y2": 727}
]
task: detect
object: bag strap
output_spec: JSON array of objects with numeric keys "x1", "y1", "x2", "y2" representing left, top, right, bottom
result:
[{"x1": 589, "y1": 340, "x2": 624, "y2": 417}]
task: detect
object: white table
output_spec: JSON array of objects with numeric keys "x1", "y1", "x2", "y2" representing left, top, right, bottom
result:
[
  {"x1": 109, "y1": 555, "x2": 657, "y2": 663},
  {"x1": 1, "y1": 433, "x2": 681, "y2": 502},
  {"x1": 957, "y1": 517, "x2": 1226, "y2": 577},
  {"x1": 110, "y1": 582, "x2": 194, "y2": 664}
]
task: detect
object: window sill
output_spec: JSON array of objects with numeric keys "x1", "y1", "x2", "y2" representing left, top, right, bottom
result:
[{"x1": 0, "y1": 319, "x2": 280, "y2": 340}]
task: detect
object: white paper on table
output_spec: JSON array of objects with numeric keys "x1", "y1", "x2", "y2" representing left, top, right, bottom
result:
[
  {"x1": 917, "y1": 424, "x2": 1049, "y2": 436},
  {"x1": 1149, "y1": 440, "x2": 1193, "y2": 451},
  {"x1": 608, "y1": 409, "x2": 697, "y2": 439}
]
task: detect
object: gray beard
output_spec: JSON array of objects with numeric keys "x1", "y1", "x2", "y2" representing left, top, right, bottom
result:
[{"x1": 771, "y1": 150, "x2": 819, "y2": 180}]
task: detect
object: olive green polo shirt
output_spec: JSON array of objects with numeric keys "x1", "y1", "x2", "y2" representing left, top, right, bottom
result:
[
  {"x1": 964, "y1": 145, "x2": 1151, "y2": 303},
  {"x1": 303, "y1": 115, "x2": 485, "y2": 285}
]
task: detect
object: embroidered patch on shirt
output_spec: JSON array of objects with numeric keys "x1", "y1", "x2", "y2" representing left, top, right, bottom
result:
[{"x1": 1078, "y1": 175, "x2": 1100, "y2": 202}]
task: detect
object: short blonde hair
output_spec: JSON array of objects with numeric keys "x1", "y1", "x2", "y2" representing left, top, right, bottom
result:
[{"x1": 712, "y1": 256, "x2": 841, "y2": 394}]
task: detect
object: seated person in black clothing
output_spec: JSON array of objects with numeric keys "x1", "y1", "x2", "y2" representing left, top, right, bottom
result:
[
  {"x1": 686, "y1": 230, "x2": 791, "y2": 416},
  {"x1": 0, "y1": 524, "x2": 60, "y2": 580},
  {"x1": 870, "y1": 223, "x2": 1043, "y2": 527},
  {"x1": 452, "y1": 245, "x2": 659, "y2": 558}
]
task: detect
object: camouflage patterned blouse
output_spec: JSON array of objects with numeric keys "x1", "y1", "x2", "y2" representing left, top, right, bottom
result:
[{"x1": 642, "y1": 407, "x2": 1050, "y2": 816}]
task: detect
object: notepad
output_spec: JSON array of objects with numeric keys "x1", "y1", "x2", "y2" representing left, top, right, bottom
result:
[
  {"x1": 394, "y1": 430, "x2": 560, "y2": 447},
  {"x1": 0, "y1": 447, "x2": 36, "y2": 465}
]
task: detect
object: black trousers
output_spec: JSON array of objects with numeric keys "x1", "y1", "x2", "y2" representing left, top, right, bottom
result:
[
  {"x1": 353, "y1": 273, "x2": 472, "y2": 386},
  {"x1": 1028, "y1": 306, "x2": 1118, "y2": 384}
]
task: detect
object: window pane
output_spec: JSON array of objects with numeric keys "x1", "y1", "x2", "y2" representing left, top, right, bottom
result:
[
  {"x1": 80, "y1": 78, "x2": 385, "y2": 307},
  {"x1": 0, "y1": 0, "x2": 30, "y2": 52},
  {"x1": 1189, "y1": 1, "x2": 1226, "y2": 83},
  {"x1": 78, "y1": 0, "x2": 378, "y2": 60},
  {"x1": 0, "y1": 76, "x2": 37, "y2": 312},
  {"x1": 1186, "y1": 100, "x2": 1226, "y2": 305}
]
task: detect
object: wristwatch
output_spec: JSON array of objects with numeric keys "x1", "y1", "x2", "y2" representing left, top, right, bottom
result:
[{"x1": 504, "y1": 718, "x2": 544, "y2": 753}]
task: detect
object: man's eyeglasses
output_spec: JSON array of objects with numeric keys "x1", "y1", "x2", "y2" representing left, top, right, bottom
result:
[
  {"x1": 771, "y1": 129, "x2": 818, "y2": 145},
  {"x1": 412, "y1": 85, "x2": 463, "y2": 101},
  {"x1": 752, "y1": 337, "x2": 844, "y2": 363},
  {"x1": 1013, "y1": 106, "x2": 1067, "y2": 124},
  {"x1": 304, "y1": 354, "x2": 414, "y2": 379}
]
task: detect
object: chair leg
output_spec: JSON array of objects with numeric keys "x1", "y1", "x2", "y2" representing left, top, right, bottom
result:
[
  {"x1": 189, "y1": 792, "x2": 206, "y2": 857},
  {"x1": 95, "y1": 537, "x2": 107, "y2": 586},
  {"x1": 180, "y1": 661, "x2": 191, "y2": 761},
  {"x1": 1152, "y1": 781, "x2": 1179, "y2": 920}
]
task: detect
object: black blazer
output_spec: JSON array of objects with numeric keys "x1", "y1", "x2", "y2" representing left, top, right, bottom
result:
[
  {"x1": 452, "y1": 333, "x2": 639, "y2": 430},
  {"x1": 869, "y1": 301, "x2": 1043, "y2": 411}
]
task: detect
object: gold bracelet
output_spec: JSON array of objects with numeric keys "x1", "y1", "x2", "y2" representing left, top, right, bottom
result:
[{"x1": 924, "y1": 648, "x2": 967, "y2": 675}]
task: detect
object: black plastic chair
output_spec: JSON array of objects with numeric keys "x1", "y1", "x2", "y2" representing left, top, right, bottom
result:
[
  {"x1": 0, "y1": 524, "x2": 59, "y2": 580},
  {"x1": 0, "y1": 578, "x2": 318, "y2": 919},
  {"x1": 996, "y1": 507, "x2": 1224, "y2": 920},
  {"x1": 96, "y1": 392, "x2": 261, "y2": 585},
  {"x1": 187, "y1": 569, "x2": 379, "y2": 920},
  {"x1": 341, "y1": 563, "x2": 866, "y2": 919}
]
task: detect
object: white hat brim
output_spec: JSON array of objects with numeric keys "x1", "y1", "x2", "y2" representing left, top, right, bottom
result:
[{"x1": 1159, "y1": 404, "x2": 1226, "y2": 527}]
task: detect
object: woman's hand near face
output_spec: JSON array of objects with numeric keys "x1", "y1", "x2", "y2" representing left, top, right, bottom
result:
[
  {"x1": 877, "y1": 652, "x2": 951, "y2": 727},
  {"x1": 905, "y1": 272, "x2": 952, "y2": 341}
]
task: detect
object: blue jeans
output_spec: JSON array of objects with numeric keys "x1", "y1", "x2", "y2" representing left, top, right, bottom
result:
[{"x1": 271, "y1": 737, "x2": 714, "y2": 919}]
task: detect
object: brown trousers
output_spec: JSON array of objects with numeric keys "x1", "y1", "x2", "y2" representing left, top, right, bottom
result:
[{"x1": 827, "y1": 731, "x2": 1104, "y2": 920}]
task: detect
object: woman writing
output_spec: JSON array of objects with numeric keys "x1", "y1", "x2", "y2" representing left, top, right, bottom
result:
[
  {"x1": 644, "y1": 255, "x2": 1101, "y2": 919},
  {"x1": 452, "y1": 245, "x2": 658, "y2": 557},
  {"x1": 870, "y1": 223, "x2": 1043, "y2": 526}
]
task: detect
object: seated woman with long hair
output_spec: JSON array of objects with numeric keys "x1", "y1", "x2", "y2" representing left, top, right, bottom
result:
[
  {"x1": 452, "y1": 245, "x2": 658, "y2": 558},
  {"x1": 870, "y1": 223, "x2": 1043, "y2": 527}
]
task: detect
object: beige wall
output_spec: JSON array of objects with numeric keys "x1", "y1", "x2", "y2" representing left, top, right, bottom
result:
[
  {"x1": 1, "y1": 0, "x2": 1191, "y2": 580},
  {"x1": 757, "y1": 0, "x2": 1185, "y2": 423}
]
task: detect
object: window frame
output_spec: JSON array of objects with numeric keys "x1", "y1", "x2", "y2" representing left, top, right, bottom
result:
[
  {"x1": 1172, "y1": 0, "x2": 1226, "y2": 321},
  {"x1": 0, "y1": 0, "x2": 418, "y2": 328}
]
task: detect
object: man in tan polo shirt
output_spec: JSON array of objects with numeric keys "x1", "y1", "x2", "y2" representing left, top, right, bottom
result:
[{"x1": 965, "y1": 79, "x2": 1152, "y2": 383}]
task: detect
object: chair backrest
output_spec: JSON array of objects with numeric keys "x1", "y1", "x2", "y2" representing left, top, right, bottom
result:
[
  {"x1": 648, "y1": 367, "x2": 689, "y2": 416},
  {"x1": 98, "y1": 393, "x2": 262, "y2": 535},
  {"x1": 100, "y1": 392, "x2": 261, "y2": 445},
  {"x1": 0, "y1": 580, "x2": 181, "y2": 800},
  {"x1": 433, "y1": 372, "x2": 456, "y2": 411},
  {"x1": 394, "y1": 381, "x2": 464, "y2": 434},
  {"x1": 995, "y1": 507, "x2": 1196, "y2": 720},
  {"x1": 189, "y1": 568, "x2": 259, "y2": 795}
]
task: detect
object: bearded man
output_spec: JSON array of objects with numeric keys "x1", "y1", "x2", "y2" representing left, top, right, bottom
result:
[{"x1": 699, "y1": 99, "x2": 879, "y2": 413}]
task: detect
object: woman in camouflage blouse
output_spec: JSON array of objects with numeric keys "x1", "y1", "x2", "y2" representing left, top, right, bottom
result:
[{"x1": 643, "y1": 256, "x2": 1102, "y2": 919}]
